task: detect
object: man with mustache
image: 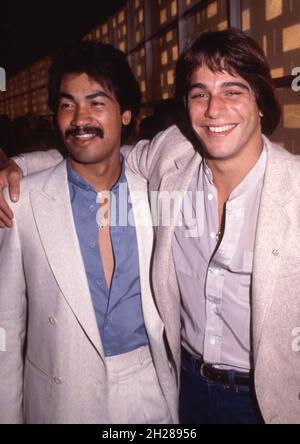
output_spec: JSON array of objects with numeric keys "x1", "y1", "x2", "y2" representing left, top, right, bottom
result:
[{"x1": 0, "y1": 41, "x2": 178, "y2": 423}]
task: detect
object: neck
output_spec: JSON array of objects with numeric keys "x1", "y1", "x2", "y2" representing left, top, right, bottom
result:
[
  {"x1": 206, "y1": 139, "x2": 263, "y2": 198},
  {"x1": 69, "y1": 152, "x2": 121, "y2": 192}
]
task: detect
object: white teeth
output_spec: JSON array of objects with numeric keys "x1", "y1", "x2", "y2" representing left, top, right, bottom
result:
[
  {"x1": 208, "y1": 124, "x2": 236, "y2": 133},
  {"x1": 75, "y1": 134, "x2": 95, "y2": 140}
]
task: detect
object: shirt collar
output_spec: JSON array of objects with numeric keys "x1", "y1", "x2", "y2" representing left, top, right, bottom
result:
[
  {"x1": 229, "y1": 144, "x2": 267, "y2": 200},
  {"x1": 203, "y1": 160, "x2": 214, "y2": 185},
  {"x1": 67, "y1": 154, "x2": 126, "y2": 193}
]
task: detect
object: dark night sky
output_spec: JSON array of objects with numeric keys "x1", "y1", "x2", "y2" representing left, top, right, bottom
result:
[{"x1": 0, "y1": 0, "x2": 126, "y2": 77}]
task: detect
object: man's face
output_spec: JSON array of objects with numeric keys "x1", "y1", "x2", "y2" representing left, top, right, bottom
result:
[
  {"x1": 57, "y1": 72, "x2": 131, "y2": 165},
  {"x1": 187, "y1": 64, "x2": 262, "y2": 162}
]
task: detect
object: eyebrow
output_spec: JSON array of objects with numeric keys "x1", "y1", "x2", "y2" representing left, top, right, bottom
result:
[
  {"x1": 189, "y1": 81, "x2": 250, "y2": 91},
  {"x1": 58, "y1": 91, "x2": 113, "y2": 101}
]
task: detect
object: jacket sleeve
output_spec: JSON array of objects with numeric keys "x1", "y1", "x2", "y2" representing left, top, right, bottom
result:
[
  {"x1": 13, "y1": 149, "x2": 63, "y2": 176},
  {"x1": 0, "y1": 205, "x2": 26, "y2": 423},
  {"x1": 121, "y1": 140, "x2": 151, "y2": 179},
  {"x1": 123, "y1": 125, "x2": 184, "y2": 180}
]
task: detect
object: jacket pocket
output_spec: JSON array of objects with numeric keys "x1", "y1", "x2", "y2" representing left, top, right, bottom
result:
[{"x1": 24, "y1": 356, "x2": 53, "y2": 423}]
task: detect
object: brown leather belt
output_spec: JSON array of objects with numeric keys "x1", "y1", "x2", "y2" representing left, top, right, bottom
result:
[{"x1": 182, "y1": 348, "x2": 251, "y2": 386}]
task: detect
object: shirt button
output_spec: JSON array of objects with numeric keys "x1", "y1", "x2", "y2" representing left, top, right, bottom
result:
[
  {"x1": 210, "y1": 232, "x2": 216, "y2": 239},
  {"x1": 49, "y1": 317, "x2": 56, "y2": 326},
  {"x1": 97, "y1": 280, "x2": 103, "y2": 286},
  {"x1": 272, "y1": 249, "x2": 279, "y2": 256},
  {"x1": 89, "y1": 205, "x2": 95, "y2": 211},
  {"x1": 89, "y1": 242, "x2": 96, "y2": 249},
  {"x1": 53, "y1": 377, "x2": 62, "y2": 385},
  {"x1": 210, "y1": 339, "x2": 216, "y2": 346},
  {"x1": 207, "y1": 194, "x2": 214, "y2": 201}
]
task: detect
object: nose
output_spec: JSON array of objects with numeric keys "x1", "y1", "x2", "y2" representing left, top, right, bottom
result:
[
  {"x1": 71, "y1": 105, "x2": 93, "y2": 127},
  {"x1": 205, "y1": 95, "x2": 226, "y2": 119}
]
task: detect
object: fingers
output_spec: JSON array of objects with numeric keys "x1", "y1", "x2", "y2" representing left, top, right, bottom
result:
[
  {"x1": 8, "y1": 174, "x2": 21, "y2": 203},
  {"x1": 0, "y1": 160, "x2": 22, "y2": 227},
  {"x1": 0, "y1": 199, "x2": 13, "y2": 227},
  {"x1": 0, "y1": 162, "x2": 22, "y2": 203}
]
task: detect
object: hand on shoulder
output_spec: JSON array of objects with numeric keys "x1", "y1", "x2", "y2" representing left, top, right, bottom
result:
[{"x1": 0, "y1": 159, "x2": 23, "y2": 228}]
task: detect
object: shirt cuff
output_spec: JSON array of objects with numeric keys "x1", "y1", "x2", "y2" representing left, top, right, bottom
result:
[{"x1": 11, "y1": 154, "x2": 27, "y2": 177}]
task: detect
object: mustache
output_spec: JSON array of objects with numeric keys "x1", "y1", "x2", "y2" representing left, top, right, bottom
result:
[{"x1": 65, "y1": 126, "x2": 104, "y2": 139}]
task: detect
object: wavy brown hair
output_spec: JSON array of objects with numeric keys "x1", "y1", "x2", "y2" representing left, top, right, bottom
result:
[{"x1": 175, "y1": 28, "x2": 281, "y2": 135}]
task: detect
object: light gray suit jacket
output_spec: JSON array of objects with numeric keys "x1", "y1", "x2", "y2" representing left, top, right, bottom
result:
[
  {"x1": 125, "y1": 125, "x2": 300, "y2": 424},
  {"x1": 0, "y1": 159, "x2": 178, "y2": 424},
  {"x1": 6, "y1": 127, "x2": 300, "y2": 423}
]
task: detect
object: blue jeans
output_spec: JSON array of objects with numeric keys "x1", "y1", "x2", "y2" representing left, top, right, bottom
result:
[{"x1": 179, "y1": 350, "x2": 263, "y2": 424}]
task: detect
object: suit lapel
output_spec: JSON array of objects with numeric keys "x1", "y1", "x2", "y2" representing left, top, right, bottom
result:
[
  {"x1": 156, "y1": 147, "x2": 202, "y2": 254},
  {"x1": 252, "y1": 141, "x2": 291, "y2": 356},
  {"x1": 125, "y1": 168, "x2": 164, "y2": 339},
  {"x1": 152, "y1": 144, "x2": 202, "y2": 360},
  {"x1": 30, "y1": 160, "x2": 104, "y2": 358}
]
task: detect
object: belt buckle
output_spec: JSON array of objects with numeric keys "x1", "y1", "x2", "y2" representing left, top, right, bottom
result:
[
  {"x1": 200, "y1": 362, "x2": 219, "y2": 382},
  {"x1": 200, "y1": 361, "x2": 208, "y2": 378}
]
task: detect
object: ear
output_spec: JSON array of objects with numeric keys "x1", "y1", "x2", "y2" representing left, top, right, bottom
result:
[{"x1": 122, "y1": 110, "x2": 132, "y2": 126}]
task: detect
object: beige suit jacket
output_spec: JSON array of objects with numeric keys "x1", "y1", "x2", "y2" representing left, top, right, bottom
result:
[
  {"x1": 0, "y1": 159, "x2": 178, "y2": 424},
  {"x1": 6, "y1": 127, "x2": 300, "y2": 423},
  {"x1": 125, "y1": 125, "x2": 300, "y2": 424}
]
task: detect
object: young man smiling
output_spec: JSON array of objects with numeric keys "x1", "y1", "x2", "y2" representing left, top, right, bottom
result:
[
  {"x1": 1, "y1": 29, "x2": 300, "y2": 424},
  {"x1": 125, "y1": 29, "x2": 300, "y2": 424},
  {"x1": 0, "y1": 42, "x2": 177, "y2": 424}
]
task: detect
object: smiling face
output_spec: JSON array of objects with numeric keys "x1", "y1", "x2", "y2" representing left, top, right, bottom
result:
[
  {"x1": 57, "y1": 72, "x2": 131, "y2": 166},
  {"x1": 187, "y1": 64, "x2": 263, "y2": 164}
]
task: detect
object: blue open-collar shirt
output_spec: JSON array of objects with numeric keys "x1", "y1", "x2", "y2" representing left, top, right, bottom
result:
[{"x1": 67, "y1": 155, "x2": 149, "y2": 356}]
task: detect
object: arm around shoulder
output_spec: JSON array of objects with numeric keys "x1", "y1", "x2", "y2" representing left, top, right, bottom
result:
[
  {"x1": 123, "y1": 125, "x2": 183, "y2": 180},
  {"x1": 14, "y1": 149, "x2": 63, "y2": 176}
]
